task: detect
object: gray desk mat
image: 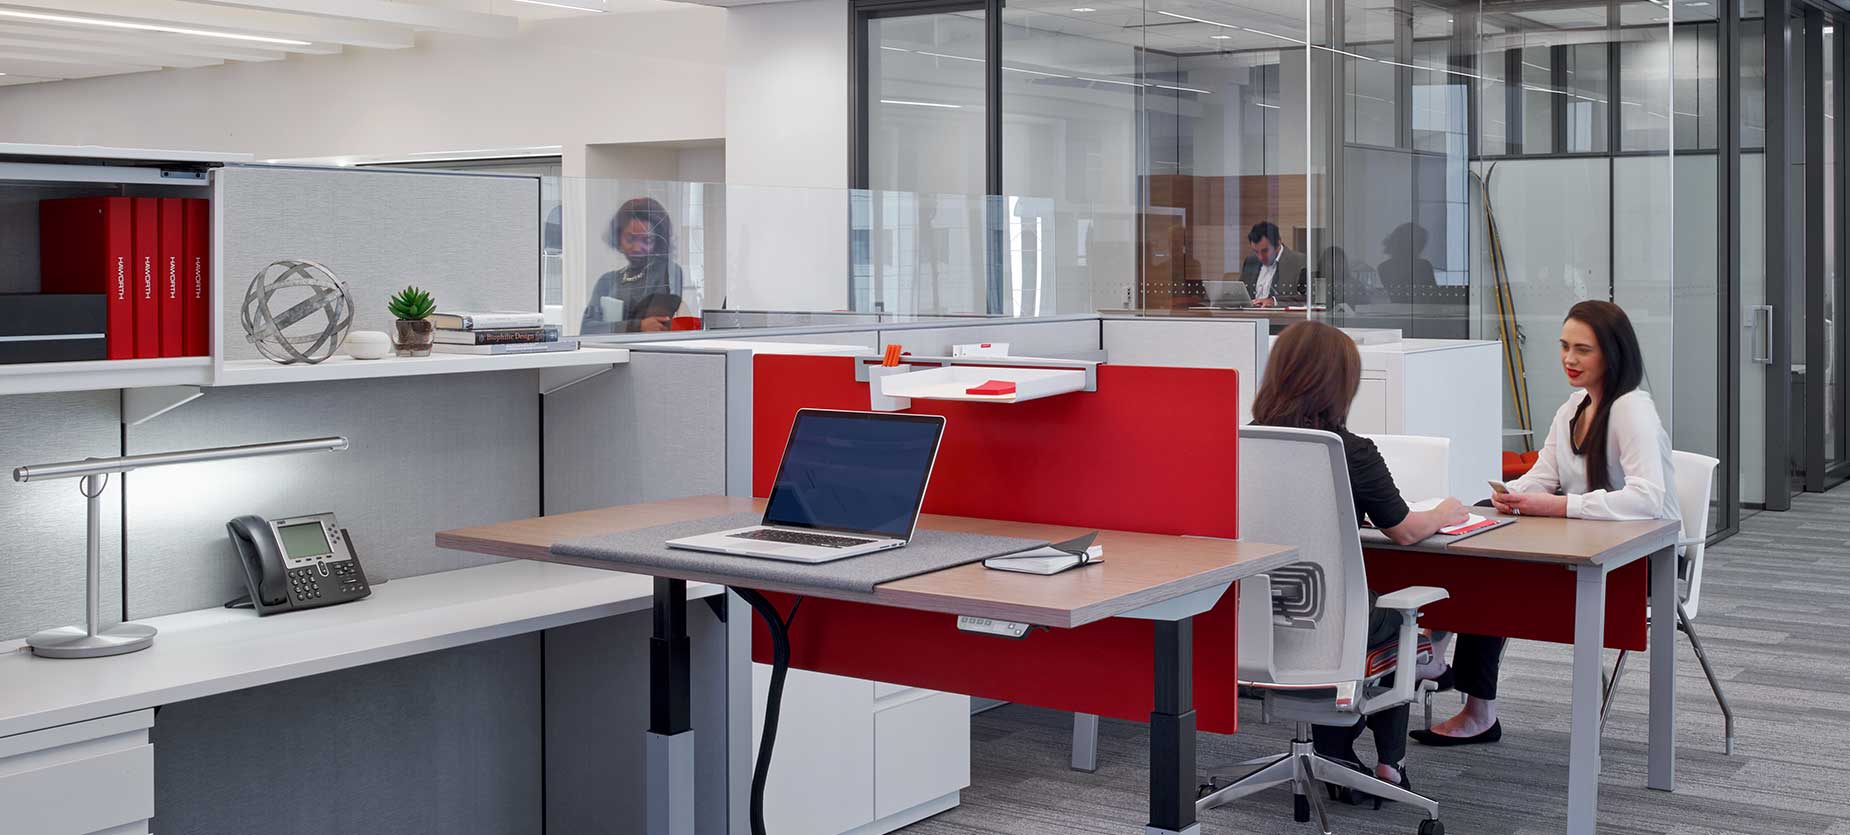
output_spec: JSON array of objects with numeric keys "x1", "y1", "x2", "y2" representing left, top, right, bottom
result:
[{"x1": 551, "y1": 512, "x2": 1048, "y2": 594}]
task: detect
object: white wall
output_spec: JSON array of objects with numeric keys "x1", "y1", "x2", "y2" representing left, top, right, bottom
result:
[
  {"x1": 0, "y1": 9, "x2": 729, "y2": 161},
  {"x1": 724, "y1": 0, "x2": 850, "y2": 311}
]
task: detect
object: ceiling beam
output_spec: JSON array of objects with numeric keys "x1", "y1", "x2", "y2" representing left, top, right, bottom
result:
[
  {"x1": 0, "y1": 38, "x2": 224, "y2": 67},
  {"x1": 0, "y1": 54, "x2": 159, "y2": 78},
  {"x1": 0, "y1": 20, "x2": 290, "y2": 61},
  {"x1": 183, "y1": 0, "x2": 518, "y2": 38},
  {"x1": 0, "y1": 0, "x2": 416, "y2": 49}
]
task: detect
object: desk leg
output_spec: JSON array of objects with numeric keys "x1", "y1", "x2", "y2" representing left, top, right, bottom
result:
[
  {"x1": 1147, "y1": 618, "x2": 1200, "y2": 835},
  {"x1": 1648, "y1": 545, "x2": 1678, "y2": 791},
  {"x1": 1567, "y1": 565, "x2": 1607, "y2": 835},
  {"x1": 649, "y1": 578, "x2": 695, "y2": 835}
]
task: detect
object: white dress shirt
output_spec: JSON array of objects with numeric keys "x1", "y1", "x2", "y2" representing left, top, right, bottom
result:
[
  {"x1": 1510, "y1": 389, "x2": 1680, "y2": 521},
  {"x1": 1255, "y1": 248, "x2": 1284, "y2": 300}
]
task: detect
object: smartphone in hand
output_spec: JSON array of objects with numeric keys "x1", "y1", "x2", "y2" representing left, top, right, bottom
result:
[{"x1": 1488, "y1": 480, "x2": 1509, "y2": 495}]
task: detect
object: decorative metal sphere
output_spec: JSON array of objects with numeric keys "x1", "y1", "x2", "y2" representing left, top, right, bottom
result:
[{"x1": 241, "y1": 260, "x2": 354, "y2": 365}]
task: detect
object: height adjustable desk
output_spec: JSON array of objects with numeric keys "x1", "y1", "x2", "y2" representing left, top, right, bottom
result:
[
  {"x1": 439, "y1": 495, "x2": 1299, "y2": 835},
  {"x1": 1363, "y1": 513, "x2": 1681, "y2": 835}
]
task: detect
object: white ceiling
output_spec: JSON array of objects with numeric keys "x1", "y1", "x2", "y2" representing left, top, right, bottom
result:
[{"x1": 0, "y1": 0, "x2": 673, "y2": 88}]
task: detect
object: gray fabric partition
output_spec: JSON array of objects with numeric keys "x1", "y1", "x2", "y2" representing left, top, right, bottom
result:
[
  {"x1": 542, "y1": 351, "x2": 728, "y2": 514},
  {"x1": 124, "y1": 371, "x2": 538, "y2": 618},
  {"x1": 216, "y1": 165, "x2": 539, "y2": 362},
  {"x1": 152, "y1": 634, "x2": 543, "y2": 835},
  {"x1": 0, "y1": 391, "x2": 124, "y2": 642}
]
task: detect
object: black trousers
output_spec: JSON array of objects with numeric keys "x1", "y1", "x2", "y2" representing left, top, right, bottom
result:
[
  {"x1": 1451, "y1": 633, "x2": 1506, "y2": 700},
  {"x1": 1312, "y1": 701, "x2": 1409, "y2": 767}
]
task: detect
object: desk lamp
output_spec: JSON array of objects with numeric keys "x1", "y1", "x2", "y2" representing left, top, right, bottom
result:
[{"x1": 12, "y1": 436, "x2": 349, "y2": 659}]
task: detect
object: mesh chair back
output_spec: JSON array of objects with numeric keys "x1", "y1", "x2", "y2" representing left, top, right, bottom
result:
[
  {"x1": 1360, "y1": 433, "x2": 1451, "y2": 501},
  {"x1": 1670, "y1": 450, "x2": 1719, "y2": 618},
  {"x1": 1238, "y1": 426, "x2": 1371, "y2": 685}
]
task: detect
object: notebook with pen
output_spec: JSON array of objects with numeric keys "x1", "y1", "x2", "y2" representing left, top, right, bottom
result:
[{"x1": 985, "y1": 532, "x2": 1102, "y2": 575}]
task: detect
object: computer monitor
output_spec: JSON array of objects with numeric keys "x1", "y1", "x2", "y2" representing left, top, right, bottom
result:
[{"x1": 761, "y1": 409, "x2": 946, "y2": 540}]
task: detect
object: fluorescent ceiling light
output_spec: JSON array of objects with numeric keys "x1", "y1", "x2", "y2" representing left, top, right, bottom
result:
[
  {"x1": 1002, "y1": 66, "x2": 1071, "y2": 78},
  {"x1": 1211, "y1": 34, "x2": 1232, "y2": 39},
  {"x1": 1152, "y1": 83, "x2": 1212, "y2": 94},
  {"x1": 512, "y1": 0, "x2": 607, "y2": 11},
  {"x1": 918, "y1": 50, "x2": 982, "y2": 63},
  {"x1": 1071, "y1": 6, "x2": 1097, "y2": 11},
  {"x1": 1254, "y1": 102, "x2": 1281, "y2": 109},
  {"x1": 0, "y1": 8, "x2": 311, "y2": 45},
  {"x1": 881, "y1": 98, "x2": 962, "y2": 109},
  {"x1": 880, "y1": 46, "x2": 912, "y2": 52},
  {"x1": 1079, "y1": 76, "x2": 1142, "y2": 88}
]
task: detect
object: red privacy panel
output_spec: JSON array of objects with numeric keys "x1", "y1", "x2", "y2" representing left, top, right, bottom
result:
[
  {"x1": 1364, "y1": 549, "x2": 1648, "y2": 651},
  {"x1": 751, "y1": 356, "x2": 1242, "y2": 539},
  {"x1": 751, "y1": 589, "x2": 1245, "y2": 733}
]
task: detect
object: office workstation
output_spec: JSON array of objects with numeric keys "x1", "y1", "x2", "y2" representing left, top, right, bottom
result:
[{"x1": 0, "y1": 0, "x2": 1839, "y2": 833}]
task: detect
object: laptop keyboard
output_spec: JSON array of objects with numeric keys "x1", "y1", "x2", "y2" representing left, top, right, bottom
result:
[{"x1": 730, "y1": 529, "x2": 876, "y2": 549}]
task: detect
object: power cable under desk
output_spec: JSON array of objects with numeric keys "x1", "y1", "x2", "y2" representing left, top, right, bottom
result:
[{"x1": 730, "y1": 588, "x2": 796, "y2": 835}]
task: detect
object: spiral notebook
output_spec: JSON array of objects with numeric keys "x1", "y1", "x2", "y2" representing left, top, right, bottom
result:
[{"x1": 984, "y1": 532, "x2": 1102, "y2": 575}]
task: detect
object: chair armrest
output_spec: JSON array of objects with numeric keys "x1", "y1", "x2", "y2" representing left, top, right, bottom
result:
[{"x1": 1376, "y1": 586, "x2": 1449, "y2": 611}]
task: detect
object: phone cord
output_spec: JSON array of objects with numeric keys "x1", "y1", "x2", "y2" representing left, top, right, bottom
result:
[{"x1": 731, "y1": 588, "x2": 791, "y2": 835}]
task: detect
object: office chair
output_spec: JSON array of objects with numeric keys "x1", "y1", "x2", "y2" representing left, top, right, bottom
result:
[
  {"x1": 1601, "y1": 451, "x2": 1734, "y2": 754},
  {"x1": 1199, "y1": 426, "x2": 1448, "y2": 835}
]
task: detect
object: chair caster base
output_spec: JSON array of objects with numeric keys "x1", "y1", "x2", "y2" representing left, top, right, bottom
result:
[{"x1": 1419, "y1": 819, "x2": 1445, "y2": 835}]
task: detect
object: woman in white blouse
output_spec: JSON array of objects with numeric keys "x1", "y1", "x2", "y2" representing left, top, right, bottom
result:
[{"x1": 1410, "y1": 300, "x2": 1679, "y2": 747}]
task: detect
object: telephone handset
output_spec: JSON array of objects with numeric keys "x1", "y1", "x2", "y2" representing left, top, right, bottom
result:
[{"x1": 227, "y1": 512, "x2": 371, "y2": 616}]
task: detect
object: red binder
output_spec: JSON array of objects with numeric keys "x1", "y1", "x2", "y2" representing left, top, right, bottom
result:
[
  {"x1": 131, "y1": 197, "x2": 159, "y2": 358},
  {"x1": 38, "y1": 197, "x2": 135, "y2": 359},
  {"x1": 158, "y1": 198, "x2": 183, "y2": 357},
  {"x1": 182, "y1": 198, "x2": 210, "y2": 356}
]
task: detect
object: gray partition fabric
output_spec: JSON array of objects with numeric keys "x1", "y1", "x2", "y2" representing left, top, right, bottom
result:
[
  {"x1": 0, "y1": 391, "x2": 124, "y2": 642},
  {"x1": 125, "y1": 372, "x2": 538, "y2": 618},
  {"x1": 217, "y1": 165, "x2": 539, "y2": 361},
  {"x1": 153, "y1": 634, "x2": 542, "y2": 835},
  {"x1": 553, "y1": 512, "x2": 1045, "y2": 594},
  {"x1": 880, "y1": 319, "x2": 1101, "y2": 357},
  {"x1": 542, "y1": 351, "x2": 726, "y2": 515}
]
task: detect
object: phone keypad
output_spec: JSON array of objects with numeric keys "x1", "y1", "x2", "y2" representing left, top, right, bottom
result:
[{"x1": 288, "y1": 567, "x2": 322, "y2": 601}]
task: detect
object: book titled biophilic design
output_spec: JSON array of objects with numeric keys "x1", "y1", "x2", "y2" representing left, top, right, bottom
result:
[
  {"x1": 430, "y1": 338, "x2": 581, "y2": 356},
  {"x1": 433, "y1": 324, "x2": 562, "y2": 346}
]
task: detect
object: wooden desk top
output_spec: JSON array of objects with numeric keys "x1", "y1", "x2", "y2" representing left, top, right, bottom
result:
[
  {"x1": 437, "y1": 496, "x2": 1300, "y2": 628},
  {"x1": 1366, "y1": 511, "x2": 1679, "y2": 568}
]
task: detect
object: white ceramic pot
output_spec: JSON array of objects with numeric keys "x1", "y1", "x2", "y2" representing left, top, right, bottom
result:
[{"x1": 345, "y1": 330, "x2": 392, "y2": 360}]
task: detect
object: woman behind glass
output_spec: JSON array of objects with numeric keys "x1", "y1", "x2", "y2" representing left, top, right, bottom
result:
[
  {"x1": 1412, "y1": 300, "x2": 1679, "y2": 747},
  {"x1": 581, "y1": 196, "x2": 687, "y2": 334},
  {"x1": 1252, "y1": 320, "x2": 1470, "y2": 797}
]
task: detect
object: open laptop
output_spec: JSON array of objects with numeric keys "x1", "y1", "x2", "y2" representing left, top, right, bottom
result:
[
  {"x1": 666, "y1": 409, "x2": 946, "y2": 563},
  {"x1": 1201, "y1": 279, "x2": 1254, "y2": 309}
]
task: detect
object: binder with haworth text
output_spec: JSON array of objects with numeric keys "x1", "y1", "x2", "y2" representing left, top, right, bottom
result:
[
  {"x1": 37, "y1": 197, "x2": 135, "y2": 359},
  {"x1": 131, "y1": 197, "x2": 160, "y2": 358},
  {"x1": 183, "y1": 198, "x2": 210, "y2": 356},
  {"x1": 158, "y1": 197, "x2": 183, "y2": 357}
]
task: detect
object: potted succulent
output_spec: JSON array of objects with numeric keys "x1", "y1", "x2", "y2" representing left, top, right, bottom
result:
[{"x1": 387, "y1": 286, "x2": 436, "y2": 357}]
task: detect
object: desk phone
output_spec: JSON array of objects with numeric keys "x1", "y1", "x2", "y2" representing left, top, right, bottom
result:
[{"x1": 227, "y1": 513, "x2": 372, "y2": 616}]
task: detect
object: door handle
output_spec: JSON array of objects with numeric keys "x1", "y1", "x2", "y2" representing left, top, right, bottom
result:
[{"x1": 1749, "y1": 304, "x2": 1774, "y2": 365}]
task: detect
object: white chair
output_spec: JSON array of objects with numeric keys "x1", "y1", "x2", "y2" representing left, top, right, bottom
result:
[
  {"x1": 1601, "y1": 451, "x2": 1734, "y2": 754},
  {"x1": 1362, "y1": 434, "x2": 1452, "y2": 502},
  {"x1": 1198, "y1": 426, "x2": 1448, "y2": 835}
]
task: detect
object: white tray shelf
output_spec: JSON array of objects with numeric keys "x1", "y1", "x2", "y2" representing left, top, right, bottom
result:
[
  {"x1": 0, "y1": 357, "x2": 214, "y2": 397},
  {"x1": 214, "y1": 346, "x2": 632, "y2": 387},
  {"x1": 876, "y1": 364, "x2": 1087, "y2": 404}
]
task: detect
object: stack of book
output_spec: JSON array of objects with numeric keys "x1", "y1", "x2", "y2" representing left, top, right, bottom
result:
[{"x1": 428, "y1": 312, "x2": 578, "y2": 355}]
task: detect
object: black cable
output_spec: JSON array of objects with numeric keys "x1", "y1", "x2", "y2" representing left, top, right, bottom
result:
[
  {"x1": 731, "y1": 588, "x2": 790, "y2": 835},
  {"x1": 785, "y1": 596, "x2": 806, "y2": 630}
]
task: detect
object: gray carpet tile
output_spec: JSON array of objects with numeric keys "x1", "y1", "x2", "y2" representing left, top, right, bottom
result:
[{"x1": 899, "y1": 487, "x2": 1850, "y2": 834}]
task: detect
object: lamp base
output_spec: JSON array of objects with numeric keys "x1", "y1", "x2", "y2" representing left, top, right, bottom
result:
[{"x1": 27, "y1": 623, "x2": 158, "y2": 659}]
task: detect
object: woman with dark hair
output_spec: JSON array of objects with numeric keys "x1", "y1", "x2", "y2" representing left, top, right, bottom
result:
[
  {"x1": 1412, "y1": 300, "x2": 1678, "y2": 747},
  {"x1": 581, "y1": 196, "x2": 687, "y2": 334},
  {"x1": 1253, "y1": 320, "x2": 1470, "y2": 800}
]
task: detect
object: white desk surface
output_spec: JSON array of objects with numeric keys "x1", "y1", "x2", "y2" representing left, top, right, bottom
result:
[{"x1": 0, "y1": 561, "x2": 719, "y2": 739}]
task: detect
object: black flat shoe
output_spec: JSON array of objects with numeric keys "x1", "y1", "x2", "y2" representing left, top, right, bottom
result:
[
  {"x1": 1322, "y1": 753, "x2": 1370, "y2": 806},
  {"x1": 1359, "y1": 763, "x2": 1413, "y2": 810},
  {"x1": 1409, "y1": 720, "x2": 1502, "y2": 747}
]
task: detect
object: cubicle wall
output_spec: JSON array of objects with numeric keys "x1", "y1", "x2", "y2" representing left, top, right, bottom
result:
[{"x1": 0, "y1": 391, "x2": 124, "y2": 642}]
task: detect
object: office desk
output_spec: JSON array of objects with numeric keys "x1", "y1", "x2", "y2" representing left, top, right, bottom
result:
[
  {"x1": 1363, "y1": 513, "x2": 1681, "y2": 835},
  {"x1": 439, "y1": 495, "x2": 1300, "y2": 835}
]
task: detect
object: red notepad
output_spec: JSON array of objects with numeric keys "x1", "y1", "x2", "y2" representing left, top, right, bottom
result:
[
  {"x1": 158, "y1": 198, "x2": 183, "y2": 357},
  {"x1": 1440, "y1": 518, "x2": 1500, "y2": 536},
  {"x1": 965, "y1": 380, "x2": 1016, "y2": 396},
  {"x1": 131, "y1": 197, "x2": 160, "y2": 358}
]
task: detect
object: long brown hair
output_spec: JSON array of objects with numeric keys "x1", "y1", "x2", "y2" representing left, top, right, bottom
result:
[
  {"x1": 1564, "y1": 300, "x2": 1646, "y2": 491},
  {"x1": 1253, "y1": 321, "x2": 1362, "y2": 432}
]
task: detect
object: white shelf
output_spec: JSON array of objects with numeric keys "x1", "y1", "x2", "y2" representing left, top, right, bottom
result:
[
  {"x1": 0, "y1": 143, "x2": 251, "y2": 164},
  {"x1": 640, "y1": 339, "x2": 867, "y2": 356},
  {"x1": 0, "y1": 356, "x2": 214, "y2": 397},
  {"x1": 214, "y1": 346, "x2": 631, "y2": 387},
  {"x1": 876, "y1": 364, "x2": 1088, "y2": 404}
]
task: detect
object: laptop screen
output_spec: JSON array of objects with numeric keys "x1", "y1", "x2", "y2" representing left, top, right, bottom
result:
[{"x1": 762, "y1": 410, "x2": 945, "y2": 539}]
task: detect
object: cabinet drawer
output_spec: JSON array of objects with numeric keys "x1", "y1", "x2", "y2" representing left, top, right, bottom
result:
[
  {"x1": 0, "y1": 711, "x2": 154, "y2": 835},
  {"x1": 873, "y1": 691, "x2": 969, "y2": 820}
]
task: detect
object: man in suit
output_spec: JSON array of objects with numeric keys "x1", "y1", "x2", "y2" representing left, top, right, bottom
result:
[{"x1": 1236, "y1": 221, "x2": 1307, "y2": 307}]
